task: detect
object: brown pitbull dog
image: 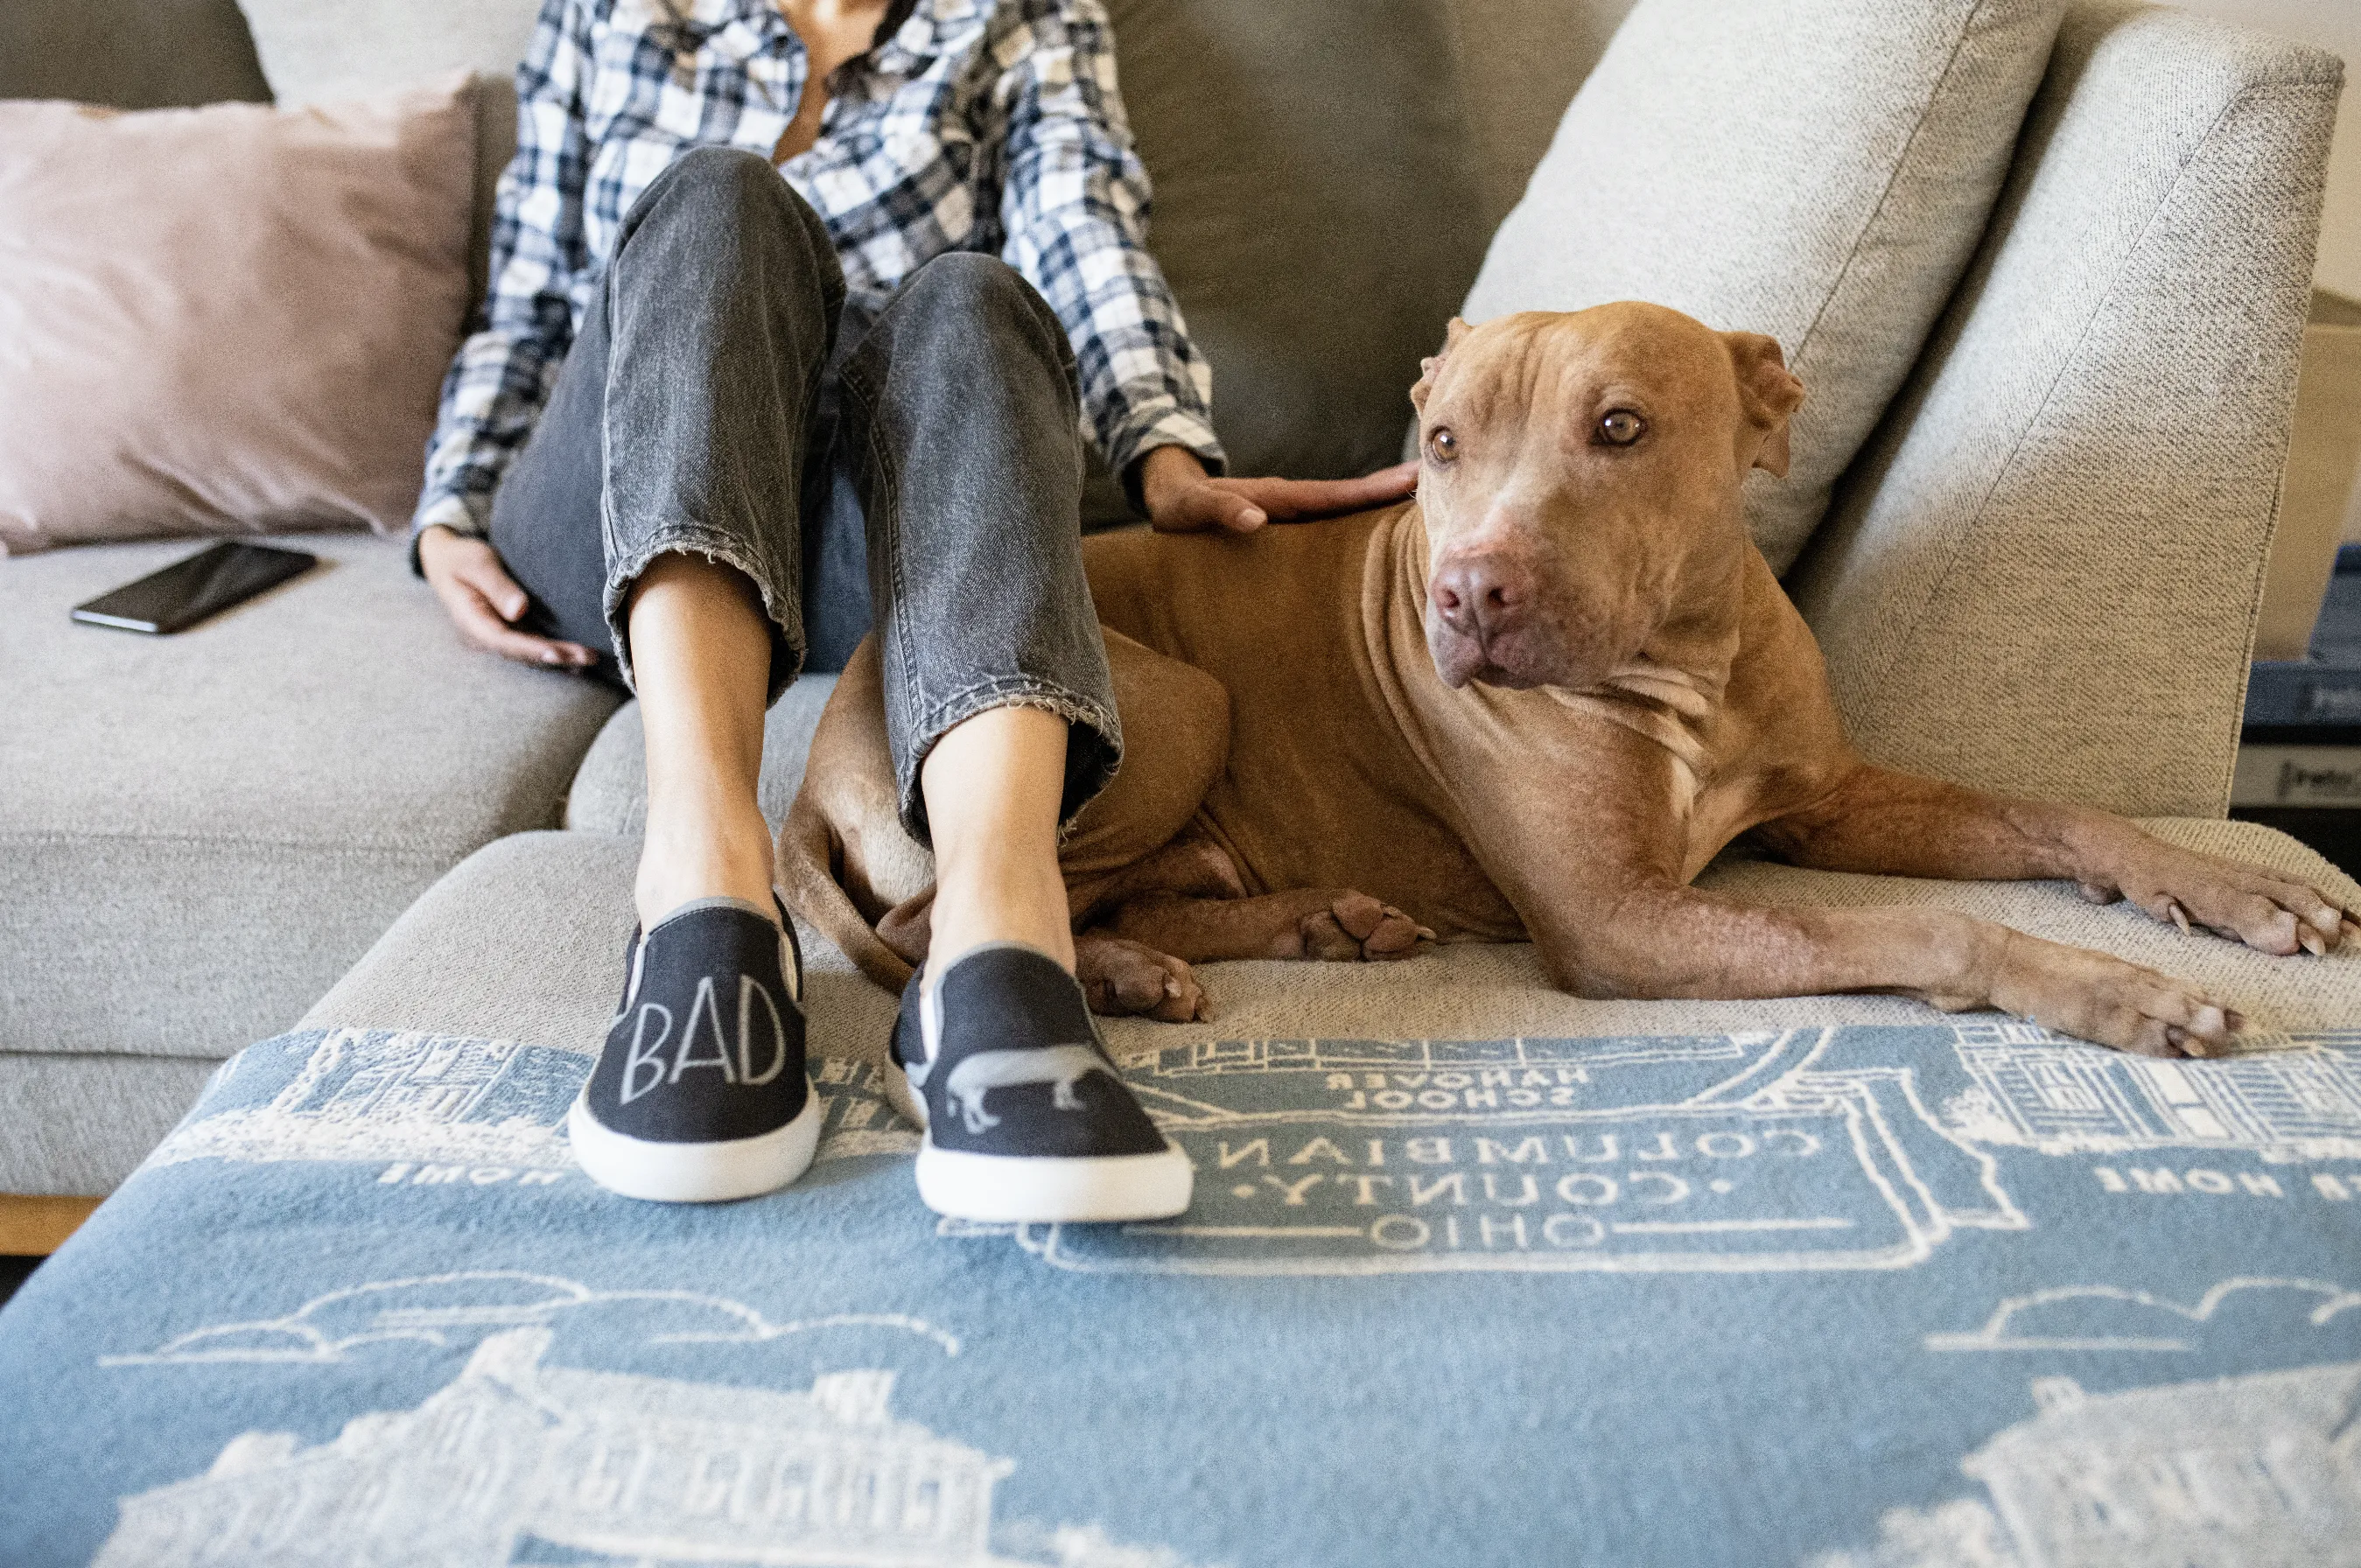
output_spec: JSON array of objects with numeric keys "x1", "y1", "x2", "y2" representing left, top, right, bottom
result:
[{"x1": 782, "y1": 303, "x2": 2357, "y2": 1057}]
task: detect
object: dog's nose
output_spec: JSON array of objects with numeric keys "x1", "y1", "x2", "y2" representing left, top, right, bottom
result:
[{"x1": 1432, "y1": 555, "x2": 1529, "y2": 643}]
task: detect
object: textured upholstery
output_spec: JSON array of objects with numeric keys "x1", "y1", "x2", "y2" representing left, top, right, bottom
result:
[
  {"x1": 565, "y1": 676, "x2": 840, "y2": 839},
  {"x1": 1791, "y1": 4, "x2": 2344, "y2": 817},
  {"x1": 1098, "y1": 0, "x2": 1489, "y2": 495},
  {"x1": 1444, "y1": 0, "x2": 1640, "y2": 233},
  {"x1": 0, "y1": 0, "x2": 268, "y2": 110},
  {"x1": 235, "y1": 0, "x2": 537, "y2": 309},
  {"x1": 0, "y1": 536, "x2": 622, "y2": 1065},
  {"x1": 0, "y1": 1057, "x2": 221, "y2": 1196},
  {"x1": 236, "y1": 0, "x2": 539, "y2": 96},
  {"x1": 300, "y1": 833, "x2": 644, "y2": 1054},
  {"x1": 1464, "y1": 0, "x2": 2066, "y2": 575},
  {"x1": 305, "y1": 823, "x2": 2361, "y2": 1090}
]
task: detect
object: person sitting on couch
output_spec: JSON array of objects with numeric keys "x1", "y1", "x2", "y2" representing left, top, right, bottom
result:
[{"x1": 409, "y1": 0, "x2": 1411, "y2": 1217}]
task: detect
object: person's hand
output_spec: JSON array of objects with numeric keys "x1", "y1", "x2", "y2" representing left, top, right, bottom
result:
[
  {"x1": 417, "y1": 524, "x2": 599, "y2": 669},
  {"x1": 1138, "y1": 445, "x2": 1419, "y2": 535}
]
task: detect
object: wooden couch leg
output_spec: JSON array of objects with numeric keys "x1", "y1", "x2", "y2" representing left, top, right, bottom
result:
[{"x1": 0, "y1": 1194, "x2": 102, "y2": 1256}]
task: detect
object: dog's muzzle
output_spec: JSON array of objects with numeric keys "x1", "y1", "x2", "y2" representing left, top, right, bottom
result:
[{"x1": 1428, "y1": 551, "x2": 1548, "y2": 690}]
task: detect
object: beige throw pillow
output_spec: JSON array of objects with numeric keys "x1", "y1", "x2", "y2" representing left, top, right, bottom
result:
[
  {"x1": 0, "y1": 76, "x2": 476, "y2": 556},
  {"x1": 1461, "y1": 0, "x2": 2065, "y2": 575}
]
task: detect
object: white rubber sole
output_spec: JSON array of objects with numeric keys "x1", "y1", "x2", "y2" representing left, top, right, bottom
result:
[
  {"x1": 886, "y1": 1055, "x2": 1194, "y2": 1222},
  {"x1": 914, "y1": 1142, "x2": 1195, "y2": 1223},
  {"x1": 567, "y1": 1082, "x2": 822, "y2": 1203}
]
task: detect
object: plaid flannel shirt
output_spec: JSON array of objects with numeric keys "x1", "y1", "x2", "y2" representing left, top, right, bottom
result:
[{"x1": 414, "y1": 0, "x2": 1223, "y2": 541}]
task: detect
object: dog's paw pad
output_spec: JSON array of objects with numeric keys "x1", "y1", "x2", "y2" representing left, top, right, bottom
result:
[
  {"x1": 1363, "y1": 905, "x2": 1433, "y2": 959},
  {"x1": 1328, "y1": 893, "x2": 1388, "y2": 942},
  {"x1": 1080, "y1": 938, "x2": 1206, "y2": 1021},
  {"x1": 1303, "y1": 893, "x2": 1436, "y2": 963}
]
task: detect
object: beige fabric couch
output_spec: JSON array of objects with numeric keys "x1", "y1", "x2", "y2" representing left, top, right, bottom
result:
[{"x1": 4, "y1": 0, "x2": 2352, "y2": 1201}]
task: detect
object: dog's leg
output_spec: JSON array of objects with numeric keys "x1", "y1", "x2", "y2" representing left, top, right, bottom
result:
[
  {"x1": 1077, "y1": 872, "x2": 1436, "y2": 1021},
  {"x1": 789, "y1": 625, "x2": 1237, "y2": 994},
  {"x1": 1070, "y1": 831, "x2": 1245, "y2": 928},
  {"x1": 1063, "y1": 832, "x2": 1248, "y2": 1020},
  {"x1": 1107, "y1": 888, "x2": 1435, "y2": 965},
  {"x1": 1527, "y1": 878, "x2": 2238, "y2": 1060},
  {"x1": 1056, "y1": 629, "x2": 1235, "y2": 884},
  {"x1": 779, "y1": 640, "x2": 933, "y2": 993},
  {"x1": 878, "y1": 824, "x2": 1242, "y2": 1012},
  {"x1": 875, "y1": 890, "x2": 934, "y2": 969},
  {"x1": 1753, "y1": 765, "x2": 2355, "y2": 957},
  {"x1": 1046, "y1": 632, "x2": 1248, "y2": 1023}
]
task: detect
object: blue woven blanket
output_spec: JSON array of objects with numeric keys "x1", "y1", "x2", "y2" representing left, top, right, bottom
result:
[{"x1": 4, "y1": 1023, "x2": 2358, "y2": 1565}]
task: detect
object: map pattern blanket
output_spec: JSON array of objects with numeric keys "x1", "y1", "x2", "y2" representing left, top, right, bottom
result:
[{"x1": 3, "y1": 1021, "x2": 2359, "y2": 1566}]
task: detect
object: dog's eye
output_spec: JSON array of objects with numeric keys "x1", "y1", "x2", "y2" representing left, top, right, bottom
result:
[
  {"x1": 1426, "y1": 426, "x2": 1459, "y2": 464},
  {"x1": 1598, "y1": 410, "x2": 1646, "y2": 447}
]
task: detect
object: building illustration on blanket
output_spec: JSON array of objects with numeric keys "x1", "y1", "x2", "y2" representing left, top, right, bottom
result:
[
  {"x1": 140, "y1": 1031, "x2": 581, "y2": 1172},
  {"x1": 1811, "y1": 1359, "x2": 2361, "y2": 1567},
  {"x1": 96, "y1": 1326, "x2": 1017, "y2": 1567},
  {"x1": 137, "y1": 1023, "x2": 2361, "y2": 1278},
  {"x1": 138, "y1": 1028, "x2": 916, "y2": 1176},
  {"x1": 956, "y1": 1025, "x2": 2361, "y2": 1277},
  {"x1": 1947, "y1": 1023, "x2": 2361, "y2": 1158}
]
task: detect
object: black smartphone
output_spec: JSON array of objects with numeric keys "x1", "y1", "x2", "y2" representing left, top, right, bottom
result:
[{"x1": 70, "y1": 542, "x2": 319, "y2": 634}]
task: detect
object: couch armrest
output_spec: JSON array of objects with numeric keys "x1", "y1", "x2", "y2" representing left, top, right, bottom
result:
[{"x1": 1788, "y1": 2, "x2": 2343, "y2": 817}]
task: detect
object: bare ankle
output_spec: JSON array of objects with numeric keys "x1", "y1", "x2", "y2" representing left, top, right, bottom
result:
[
  {"x1": 636, "y1": 807, "x2": 778, "y2": 928},
  {"x1": 927, "y1": 850, "x2": 1075, "y2": 990}
]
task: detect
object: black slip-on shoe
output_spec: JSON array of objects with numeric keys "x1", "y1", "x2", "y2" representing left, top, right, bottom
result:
[
  {"x1": 885, "y1": 942, "x2": 1193, "y2": 1222},
  {"x1": 568, "y1": 895, "x2": 820, "y2": 1202}
]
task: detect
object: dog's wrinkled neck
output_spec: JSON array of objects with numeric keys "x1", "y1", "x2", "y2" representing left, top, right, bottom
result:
[{"x1": 1603, "y1": 542, "x2": 1745, "y2": 713}]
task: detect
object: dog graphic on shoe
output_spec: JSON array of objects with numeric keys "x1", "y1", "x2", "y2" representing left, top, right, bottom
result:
[{"x1": 919, "y1": 1043, "x2": 1109, "y2": 1134}]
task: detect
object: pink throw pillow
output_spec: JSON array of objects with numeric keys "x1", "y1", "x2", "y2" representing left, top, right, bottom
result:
[{"x1": 0, "y1": 76, "x2": 476, "y2": 555}]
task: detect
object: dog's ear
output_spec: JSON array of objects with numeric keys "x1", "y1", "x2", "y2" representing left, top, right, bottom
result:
[
  {"x1": 1723, "y1": 331, "x2": 1805, "y2": 478},
  {"x1": 1411, "y1": 317, "x2": 1472, "y2": 413}
]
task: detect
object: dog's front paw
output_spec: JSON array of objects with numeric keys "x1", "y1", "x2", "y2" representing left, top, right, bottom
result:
[
  {"x1": 1983, "y1": 930, "x2": 2242, "y2": 1058},
  {"x1": 1300, "y1": 892, "x2": 1435, "y2": 963},
  {"x1": 2087, "y1": 850, "x2": 2356, "y2": 958},
  {"x1": 1077, "y1": 934, "x2": 1209, "y2": 1022}
]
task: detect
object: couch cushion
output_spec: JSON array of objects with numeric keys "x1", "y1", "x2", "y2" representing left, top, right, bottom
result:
[
  {"x1": 0, "y1": 0, "x2": 269, "y2": 110},
  {"x1": 564, "y1": 676, "x2": 839, "y2": 839},
  {"x1": 1462, "y1": 0, "x2": 2064, "y2": 574},
  {"x1": 1790, "y1": 4, "x2": 2345, "y2": 817},
  {"x1": 0, "y1": 1056, "x2": 222, "y2": 1197},
  {"x1": 235, "y1": 0, "x2": 542, "y2": 304},
  {"x1": 1098, "y1": 0, "x2": 1489, "y2": 500},
  {"x1": 1, "y1": 534, "x2": 623, "y2": 1068},
  {"x1": 1443, "y1": 0, "x2": 1641, "y2": 234},
  {"x1": 305, "y1": 821, "x2": 2361, "y2": 1071},
  {"x1": 236, "y1": 0, "x2": 539, "y2": 101}
]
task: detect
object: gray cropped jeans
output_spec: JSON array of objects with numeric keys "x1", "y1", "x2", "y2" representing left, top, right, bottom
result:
[{"x1": 488, "y1": 145, "x2": 1120, "y2": 842}]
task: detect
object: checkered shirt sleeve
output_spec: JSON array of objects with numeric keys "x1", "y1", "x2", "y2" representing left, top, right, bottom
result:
[
  {"x1": 414, "y1": 0, "x2": 595, "y2": 542},
  {"x1": 990, "y1": 0, "x2": 1223, "y2": 486}
]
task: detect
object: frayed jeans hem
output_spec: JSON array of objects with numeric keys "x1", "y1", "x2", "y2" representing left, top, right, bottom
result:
[
  {"x1": 900, "y1": 676, "x2": 1123, "y2": 846},
  {"x1": 601, "y1": 528, "x2": 806, "y2": 704}
]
